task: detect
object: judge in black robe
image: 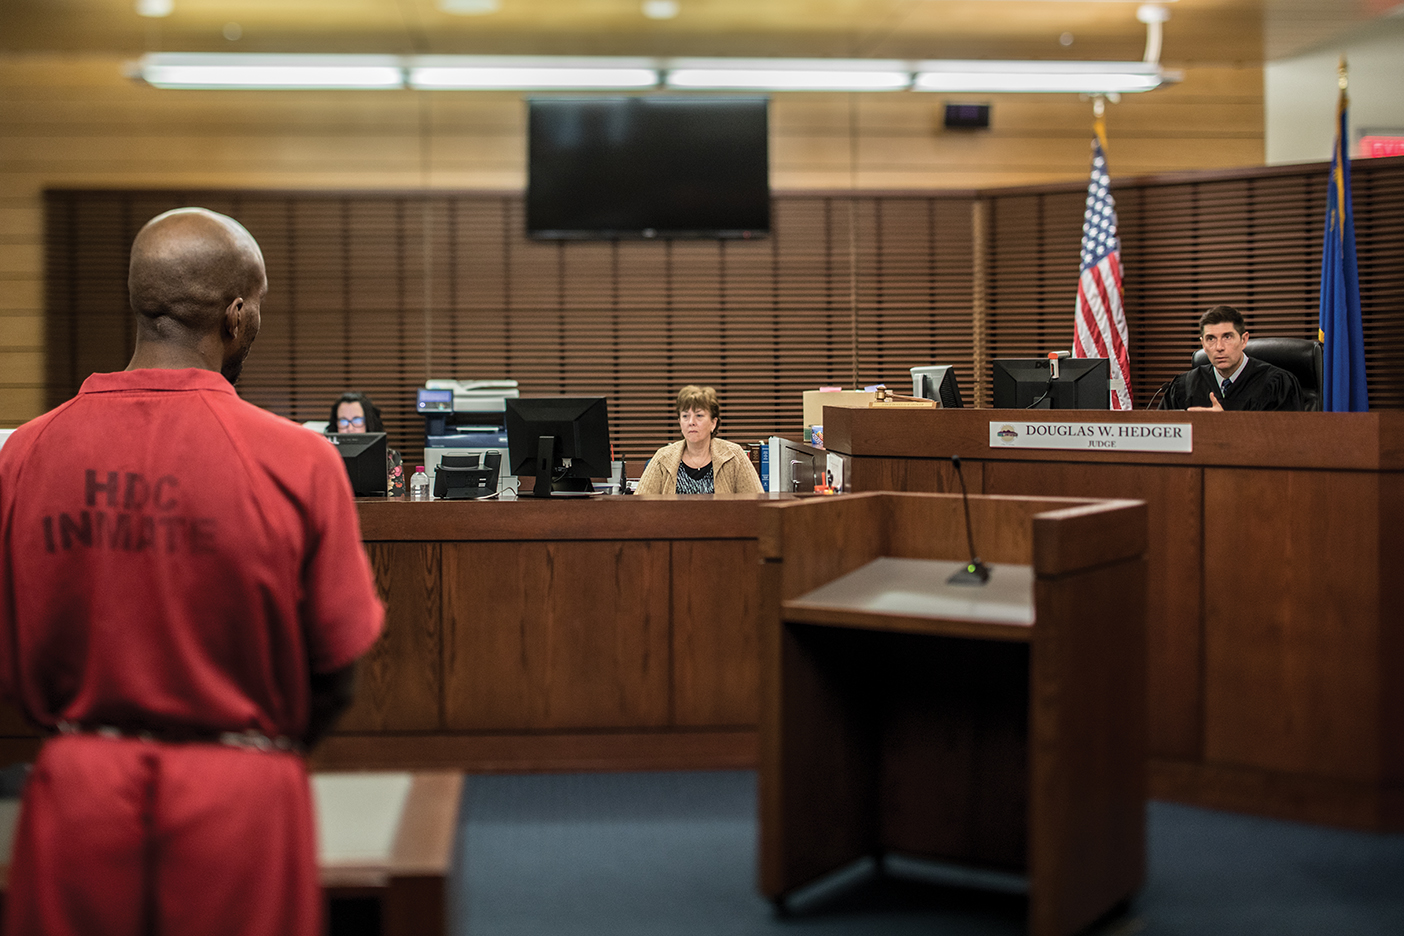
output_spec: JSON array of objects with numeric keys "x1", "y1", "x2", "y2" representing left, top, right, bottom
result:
[{"x1": 1163, "y1": 356, "x2": 1303, "y2": 411}]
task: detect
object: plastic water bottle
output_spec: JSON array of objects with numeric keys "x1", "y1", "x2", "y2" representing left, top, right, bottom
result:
[{"x1": 409, "y1": 466, "x2": 430, "y2": 501}]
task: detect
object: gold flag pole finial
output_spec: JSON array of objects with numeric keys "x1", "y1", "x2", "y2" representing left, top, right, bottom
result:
[
  {"x1": 1092, "y1": 94, "x2": 1107, "y2": 150},
  {"x1": 1338, "y1": 57, "x2": 1348, "y2": 92}
]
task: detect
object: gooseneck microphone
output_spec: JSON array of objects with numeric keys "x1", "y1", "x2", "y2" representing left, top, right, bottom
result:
[
  {"x1": 1144, "y1": 379, "x2": 1174, "y2": 411},
  {"x1": 947, "y1": 456, "x2": 990, "y2": 586}
]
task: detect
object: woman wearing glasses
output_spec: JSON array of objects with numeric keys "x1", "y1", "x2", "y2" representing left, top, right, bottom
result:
[{"x1": 329, "y1": 391, "x2": 405, "y2": 497}]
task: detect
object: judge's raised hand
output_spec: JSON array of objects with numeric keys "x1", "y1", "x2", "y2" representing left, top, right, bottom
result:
[{"x1": 1187, "y1": 393, "x2": 1225, "y2": 412}]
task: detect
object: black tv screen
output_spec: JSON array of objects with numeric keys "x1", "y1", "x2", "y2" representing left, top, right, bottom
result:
[{"x1": 527, "y1": 96, "x2": 770, "y2": 240}]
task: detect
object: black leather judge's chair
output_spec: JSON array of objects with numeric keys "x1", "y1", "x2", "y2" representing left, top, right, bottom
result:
[{"x1": 1191, "y1": 337, "x2": 1323, "y2": 411}]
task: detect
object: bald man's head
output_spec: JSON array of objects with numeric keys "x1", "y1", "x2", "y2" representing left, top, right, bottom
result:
[{"x1": 128, "y1": 208, "x2": 266, "y2": 381}]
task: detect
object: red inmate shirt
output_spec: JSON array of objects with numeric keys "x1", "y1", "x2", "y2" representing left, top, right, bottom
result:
[{"x1": 0, "y1": 368, "x2": 384, "y2": 741}]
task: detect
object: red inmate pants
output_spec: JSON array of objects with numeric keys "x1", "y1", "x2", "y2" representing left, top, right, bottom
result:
[{"x1": 5, "y1": 734, "x2": 320, "y2": 936}]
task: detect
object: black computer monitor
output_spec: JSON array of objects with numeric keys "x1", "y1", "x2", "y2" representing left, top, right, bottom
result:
[
  {"x1": 910, "y1": 365, "x2": 965, "y2": 408},
  {"x1": 505, "y1": 398, "x2": 612, "y2": 497},
  {"x1": 327, "y1": 432, "x2": 387, "y2": 497},
  {"x1": 992, "y1": 358, "x2": 1111, "y2": 409}
]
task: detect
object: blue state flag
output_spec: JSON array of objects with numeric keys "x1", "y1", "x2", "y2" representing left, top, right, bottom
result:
[{"x1": 1318, "y1": 76, "x2": 1368, "y2": 412}]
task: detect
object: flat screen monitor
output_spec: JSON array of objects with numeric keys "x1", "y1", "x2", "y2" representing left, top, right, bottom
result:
[
  {"x1": 527, "y1": 96, "x2": 770, "y2": 240},
  {"x1": 910, "y1": 365, "x2": 965, "y2": 408},
  {"x1": 327, "y1": 432, "x2": 387, "y2": 497},
  {"x1": 505, "y1": 397, "x2": 612, "y2": 497},
  {"x1": 993, "y1": 358, "x2": 1111, "y2": 409}
]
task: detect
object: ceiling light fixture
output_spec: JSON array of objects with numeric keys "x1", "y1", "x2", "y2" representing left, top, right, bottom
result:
[
  {"x1": 665, "y1": 58, "x2": 912, "y2": 92},
  {"x1": 437, "y1": 0, "x2": 501, "y2": 14},
  {"x1": 131, "y1": 54, "x2": 1176, "y2": 95},
  {"x1": 641, "y1": 0, "x2": 680, "y2": 20},
  {"x1": 410, "y1": 57, "x2": 658, "y2": 90},
  {"x1": 135, "y1": 0, "x2": 173, "y2": 17},
  {"x1": 912, "y1": 60, "x2": 1165, "y2": 94},
  {"x1": 136, "y1": 54, "x2": 404, "y2": 90}
]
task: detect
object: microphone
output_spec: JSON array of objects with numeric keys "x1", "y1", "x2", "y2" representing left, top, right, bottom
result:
[
  {"x1": 1144, "y1": 379, "x2": 1173, "y2": 410},
  {"x1": 947, "y1": 456, "x2": 990, "y2": 586}
]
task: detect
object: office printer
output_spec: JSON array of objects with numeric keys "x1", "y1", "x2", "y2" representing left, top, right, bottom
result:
[{"x1": 419, "y1": 379, "x2": 518, "y2": 495}]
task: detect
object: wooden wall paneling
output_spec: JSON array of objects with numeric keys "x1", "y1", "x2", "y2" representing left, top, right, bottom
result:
[
  {"x1": 1354, "y1": 162, "x2": 1404, "y2": 411},
  {"x1": 670, "y1": 539, "x2": 761, "y2": 727},
  {"x1": 983, "y1": 461, "x2": 1203, "y2": 760},
  {"x1": 855, "y1": 196, "x2": 977, "y2": 395},
  {"x1": 441, "y1": 540, "x2": 671, "y2": 731},
  {"x1": 33, "y1": 158, "x2": 1404, "y2": 453},
  {"x1": 337, "y1": 542, "x2": 443, "y2": 733},
  {"x1": 1202, "y1": 467, "x2": 1381, "y2": 782},
  {"x1": 983, "y1": 189, "x2": 1085, "y2": 403}
]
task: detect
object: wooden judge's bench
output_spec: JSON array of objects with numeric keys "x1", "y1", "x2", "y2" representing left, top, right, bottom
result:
[{"x1": 822, "y1": 405, "x2": 1404, "y2": 832}]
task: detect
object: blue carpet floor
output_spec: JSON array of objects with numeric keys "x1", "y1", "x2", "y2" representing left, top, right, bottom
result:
[{"x1": 456, "y1": 770, "x2": 1404, "y2": 936}]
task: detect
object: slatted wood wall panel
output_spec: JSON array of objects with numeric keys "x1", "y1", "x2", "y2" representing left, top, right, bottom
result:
[
  {"x1": 42, "y1": 156, "x2": 1404, "y2": 465},
  {"x1": 983, "y1": 154, "x2": 1404, "y2": 408},
  {"x1": 44, "y1": 191, "x2": 977, "y2": 467}
]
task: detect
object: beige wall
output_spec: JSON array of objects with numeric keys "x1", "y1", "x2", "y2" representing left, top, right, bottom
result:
[{"x1": 0, "y1": 53, "x2": 1264, "y2": 426}]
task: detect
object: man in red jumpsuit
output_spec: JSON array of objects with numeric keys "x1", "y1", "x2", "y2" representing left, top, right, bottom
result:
[{"x1": 0, "y1": 207, "x2": 385, "y2": 936}]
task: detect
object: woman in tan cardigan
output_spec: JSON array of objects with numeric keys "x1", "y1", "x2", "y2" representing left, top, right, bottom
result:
[{"x1": 635, "y1": 385, "x2": 763, "y2": 495}]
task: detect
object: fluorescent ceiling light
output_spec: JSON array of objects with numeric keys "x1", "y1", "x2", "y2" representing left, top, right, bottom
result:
[
  {"x1": 438, "y1": 0, "x2": 500, "y2": 13},
  {"x1": 135, "y1": 0, "x2": 173, "y2": 17},
  {"x1": 410, "y1": 57, "x2": 657, "y2": 90},
  {"x1": 138, "y1": 54, "x2": 403, "y2": 89},
  {"x1": 641, "y1": 0, "x2": 680, "y2": 19},
  {"x1": 665, "y1": 58, "x2": 911, "y2": 92},
  {"x1": 913, "y1": 60, "x2": 1164, "y2": 93},
  {"x1": 131, "y1": 53, "x2": 1176, "y2": 95}
]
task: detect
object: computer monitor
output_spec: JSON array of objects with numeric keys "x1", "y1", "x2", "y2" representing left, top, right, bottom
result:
[
  {"x1": 327, "y1": 432, "x2": 388, "y2": 497},
  {"x1": 910, "y1": 365, "x2": 965, "y2": 408},
  {"x1": 992, "y1": 357, "x2": 1111, "y2": 409},
  {"x1": 505, "y1": 398, "x2": 612, "y2": 497}
]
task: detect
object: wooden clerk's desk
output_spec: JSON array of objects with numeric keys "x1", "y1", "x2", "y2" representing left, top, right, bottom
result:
[
  {"x1": 317, "y1": 494, "x2": 779, "y2": 773},
  {"x1": 760, "y1": 492, "x2": 1148, "y2": 936},
  {"x1": 823, "y1": 406, "x2": 1404, "y2": 831}
]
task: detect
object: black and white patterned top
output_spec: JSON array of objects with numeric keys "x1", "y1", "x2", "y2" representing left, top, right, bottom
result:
[{"x1": 675, "y1": 461, "x2": 715, "y2": 494}]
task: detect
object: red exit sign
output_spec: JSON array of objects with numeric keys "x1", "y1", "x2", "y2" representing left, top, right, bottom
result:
[{"x1": 1360, "y1": 135, "x2": 1404, "y2": 158}]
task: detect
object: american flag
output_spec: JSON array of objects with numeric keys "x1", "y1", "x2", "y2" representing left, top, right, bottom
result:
[{"x1": 1073, "y1": 126, "x2": 1133, "y2": 409}]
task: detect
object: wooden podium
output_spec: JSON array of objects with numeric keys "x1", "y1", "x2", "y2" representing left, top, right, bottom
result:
[{"x1": 758, "y1": 492, "x2": 1148, "y2": 936}]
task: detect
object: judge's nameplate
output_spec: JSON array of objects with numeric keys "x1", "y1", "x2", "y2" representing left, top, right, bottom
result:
[{"x1": 990, "y1": 420, "x2": 1192, "y2": 453}]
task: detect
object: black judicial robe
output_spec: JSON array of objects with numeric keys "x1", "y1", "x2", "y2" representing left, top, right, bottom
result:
[{"x1": 1162, "y1": 356, "x2": 1303, "y2": 411}]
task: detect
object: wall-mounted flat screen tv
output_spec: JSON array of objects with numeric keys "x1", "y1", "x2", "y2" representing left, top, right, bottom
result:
[{"x1": 527, "y1": 96, "x2": 770, "y2": 241}]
